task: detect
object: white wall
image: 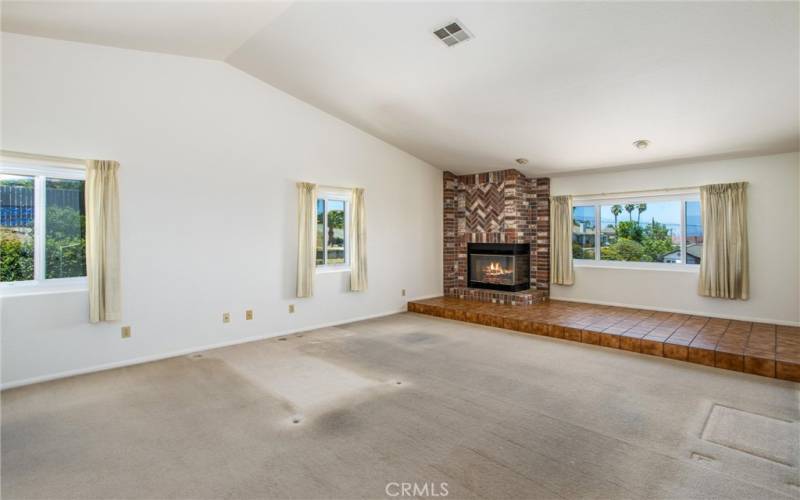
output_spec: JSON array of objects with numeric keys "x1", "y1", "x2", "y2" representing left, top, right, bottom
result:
[
  {"x1": 0, "y1": 34, "x2": 443, "y2": 388},
  {"x1": 550, "y1": 152, "x2": 800, "y2": 325}
]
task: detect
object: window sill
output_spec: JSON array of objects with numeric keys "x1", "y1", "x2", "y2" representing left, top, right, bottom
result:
[
  {"x1": 316, "y1": 266, "x2": 351, "y2": 274},
  {"x1": 574, "y1": 261, "x2": 700, "y2": 273},
  {"x1": 0, "y1": 278, "x2": 88, "y2": 297}
]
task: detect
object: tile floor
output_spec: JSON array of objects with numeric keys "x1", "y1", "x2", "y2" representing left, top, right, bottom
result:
[{"x1": 408, "y1": 297, "x2": 800, "y2": 382}]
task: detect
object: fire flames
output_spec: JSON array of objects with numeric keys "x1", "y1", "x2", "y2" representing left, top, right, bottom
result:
[
  {"x1": 484, "y1": 261, "x2": 509, "y2": 275},
  {"x1": 481, "y1": 260, "x2": 513, "y2": 284}
]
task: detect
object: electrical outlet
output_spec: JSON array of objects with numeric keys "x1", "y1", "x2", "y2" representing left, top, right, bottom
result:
[
  {"x1": 223, "y1": 312, "x2": 231, "y2": 323},
  {"x1": 245, "y1": 310, "x2": 254, "y2": 320},
  {"x1": 121, "y1": 326, "x2": 131, "y2": 339},
  {"x1": 288, "y1": 304, "x2": 295, "y2": 314},
  {"x1": 401, "y1": 289, "x2": 406, "y2": 297}
]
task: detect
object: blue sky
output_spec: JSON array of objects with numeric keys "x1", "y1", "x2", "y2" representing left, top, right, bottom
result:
[
  {"x1": 599, "y1": 201, "x2": 681, "y2": 226},
  {"x1": 574, "y1": 201, "x2": 702, "y2": 236}
]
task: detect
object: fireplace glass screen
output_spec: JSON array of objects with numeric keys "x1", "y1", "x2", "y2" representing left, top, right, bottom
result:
[
  {"x1": 467, "y1": 243, "x2": 530, "y2": 292},
  {"x1": 470, "y1": 255, "x2": 517, "y2": 286}
]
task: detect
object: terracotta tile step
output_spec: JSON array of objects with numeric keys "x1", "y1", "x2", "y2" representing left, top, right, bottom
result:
[{"x1": 408, "y1": 297, "x2": 800, "y2": 383}]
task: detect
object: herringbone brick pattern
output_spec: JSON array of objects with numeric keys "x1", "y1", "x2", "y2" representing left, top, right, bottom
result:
[{"x1": 464, "y1": 182, "x2": 505, "y2": 233}]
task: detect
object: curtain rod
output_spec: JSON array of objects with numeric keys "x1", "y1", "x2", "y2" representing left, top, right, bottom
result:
[
  {"x1": 571, "y1": 185, "x2": 701, "y2": 199},
  {"x1": 1, "y1": 149, "x2": 86, "y2": 166}
]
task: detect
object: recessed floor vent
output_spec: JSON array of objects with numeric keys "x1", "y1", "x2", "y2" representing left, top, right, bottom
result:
[{"x1": 433, "y1": 20, "x2": 473, "y2": 47}]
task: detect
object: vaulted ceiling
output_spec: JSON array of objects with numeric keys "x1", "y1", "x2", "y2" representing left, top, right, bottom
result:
[
  {"x1": 3, "y1": 1, "x2": 798, "y2": 176},
  {"x1": 1, "y1": 1, "x2": 293, "y2": 59}
]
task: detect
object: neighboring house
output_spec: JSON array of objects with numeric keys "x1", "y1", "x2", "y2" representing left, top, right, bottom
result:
[
  {"x1": 663, "y1": 243, "x2": 703, "y2": 264},
  {"x1": 572, "y1": 220, "x2": 595, "y2": 246}
]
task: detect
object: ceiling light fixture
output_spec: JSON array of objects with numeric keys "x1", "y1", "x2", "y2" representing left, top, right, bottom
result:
[
  {"x1": 633, "y1": 139, "x2": 651, "y2": 150},
  {"x1": 515, "y1": 158, "x2": 529, "y2": 165}
]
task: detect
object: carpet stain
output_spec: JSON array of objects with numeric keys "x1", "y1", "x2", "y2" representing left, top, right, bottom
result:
[
  {"x1": 312, "y1": 408, "x2": 361, "y2": 435},
  {"x1": 3, "y1": 313, "x2": 798, "y2": 499}
]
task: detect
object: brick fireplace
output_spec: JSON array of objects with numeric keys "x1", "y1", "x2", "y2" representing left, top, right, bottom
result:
[{"x1": 443, "y1": 169, "x2": 549, "y2": 305}]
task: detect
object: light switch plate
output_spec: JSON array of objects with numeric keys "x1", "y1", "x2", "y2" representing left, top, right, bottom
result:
[
  {"x1": 223, "y1": 312, "x2": 231, "y2": 323},
  {"x1": 121, "y1": 326, "x2": 131, "y2": 339},
  {"x1": 288, "y1": 304, "x2": 295, "y2": 314},
  {"x1": 245, "y1": 310, "x2": 254, "y2": 320}
]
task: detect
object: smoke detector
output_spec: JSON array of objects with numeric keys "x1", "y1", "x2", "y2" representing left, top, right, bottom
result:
[
  {"x1": 433, "y1": 21, "x2": 474, "y2": 47},
  {"x1": 633, "y1": 139, "x2": 651, "y2": 150}
]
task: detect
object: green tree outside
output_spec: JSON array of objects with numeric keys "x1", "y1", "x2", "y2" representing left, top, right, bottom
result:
[
  {"x1": 624, "y1": 204, "x2": 636, "y2": 222},
  {"x1": 0, "y1": 235, "x2": 34, "y2": 281},
  {"x1": 610, "y1": 204, "x2": 622, "y2": 226},
  {"x1": 601, "y1": 205, "x2": 677, "y2": 262},
  {"x1": 1, "y1": 179, "x2": 85, "y2": 282},
  {"x1": 45, "y1": 205, "x2": 86, "y2": 279}
]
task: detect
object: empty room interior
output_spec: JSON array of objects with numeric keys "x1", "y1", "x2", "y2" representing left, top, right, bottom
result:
[{"x1": 1, "y1": 1, "x2": 799, "y2": 499}]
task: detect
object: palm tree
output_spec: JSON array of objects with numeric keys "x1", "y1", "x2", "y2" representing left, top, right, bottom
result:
[
  {"x1": 624, "y1": 204, "x2": 635, "y2": 222},
  {"x1": 637, "y1": 203, "x2": 647, "y2": 225},
  {"x1": 610, "y1": 204, "x2": 622, "y2": 226},
  {"x1": 327, "y1": 210, "x2": 345, "y2": 246}
]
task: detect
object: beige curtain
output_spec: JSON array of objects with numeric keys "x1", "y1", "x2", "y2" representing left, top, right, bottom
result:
[
  {"x1": 698, "y1": 182, "x2": 749, "y2": 299},
  {"x1": 296, "y1": 182, "x2": 317, "y2": 298},
  {"x1": 349, "y1": 188, "x2": 367, "y2": 291},
  {"x1": 550, "y1": 195, "x2": 574, "y2": 286},
  {"x1": 85, "y1": 159, "x2": 121, "y2": 323}
]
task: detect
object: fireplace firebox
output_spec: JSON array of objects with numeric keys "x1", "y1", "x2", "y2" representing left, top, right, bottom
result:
[{"x1": 467, "y1": 243, "x2": 530, "y2": 292}]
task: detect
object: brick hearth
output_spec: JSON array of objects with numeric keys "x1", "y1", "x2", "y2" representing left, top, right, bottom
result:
[{"x1": 448, "y1": 287, "x2": 543, "y2": 306}]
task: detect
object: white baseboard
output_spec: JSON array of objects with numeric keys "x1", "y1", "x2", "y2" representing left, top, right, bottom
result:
[
  {"x1": 550, "y1": 296, "x2": 800, "y2": 327},
  {"x1": 1, "y1": 307, "x2": 411, "y2": 391},
  {"x1": 406, "y1": 293, "x2": 443, "y2": 302}
]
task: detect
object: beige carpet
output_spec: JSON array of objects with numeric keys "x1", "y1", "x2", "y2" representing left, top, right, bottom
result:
[{"x1": 2, "y1": 312, "x2": 798, "y2": 499}]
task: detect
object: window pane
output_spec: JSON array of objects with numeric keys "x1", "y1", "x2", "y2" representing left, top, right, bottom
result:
[
  {"x1": 0, "y1": 174, "x2": 35, "y2": 282},
  {"x1": 600, "y1": 201, "x2": 680, "y2": 263},
  {"x1": 685, "y1": 200, "x2": 702, "y2": 264},
  {"x1": 45, "y1": 178, "x2": 86, "y2": 278},
  {"x1": 572, "y1": 205, "x2": 596, "y2": 259},
  {"x1": 326, "y1": 199, "x2": 345, "y2": 264},
  {"x1": 316, "y1": 199, "x2": 325, "y2": 265}
]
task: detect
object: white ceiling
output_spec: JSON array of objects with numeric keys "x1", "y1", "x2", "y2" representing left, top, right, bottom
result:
[
  {"x1": 3, "y1": 1, "x2": 798, "y2": 175},
  {"x1": 0, "y1": 1, "x2": 293, "y2": 60}
]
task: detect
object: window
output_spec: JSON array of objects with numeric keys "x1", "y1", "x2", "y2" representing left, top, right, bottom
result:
[
  {"x1": 315, "y1": 192, "x2": 348, "y2": 269},
  {"x1": 684, "y1": 200, "x2": 703, "y2": 264},
  {"x1": 572, "y1": 205, "x2": 596, "y2": 259},
  {"x1": 1, "y1": 163, "x2": 86, "y2": 286},
  {"x1": 572, "y1": 193, "x2": 703, "y2": 268}
]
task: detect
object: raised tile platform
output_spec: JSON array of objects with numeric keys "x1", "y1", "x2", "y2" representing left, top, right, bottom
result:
[{"x1": 408, "y1": 297, "x2": 800, "y2": 382}]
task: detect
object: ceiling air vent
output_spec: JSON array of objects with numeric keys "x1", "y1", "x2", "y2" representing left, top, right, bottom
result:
[{"x1": 433, "y1": 21, "x2": 473, "y2": 47}]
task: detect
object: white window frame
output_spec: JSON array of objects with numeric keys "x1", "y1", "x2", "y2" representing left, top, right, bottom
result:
[
  {"x1": 0, "y1": 162, "x2": 88, "y2": 293},
  {"x1": 315, "y1": 188, "x2": 350, "y2": 273},
  {"x1": 571, "y1": 190, "x2": 701, "y2": 272}
]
